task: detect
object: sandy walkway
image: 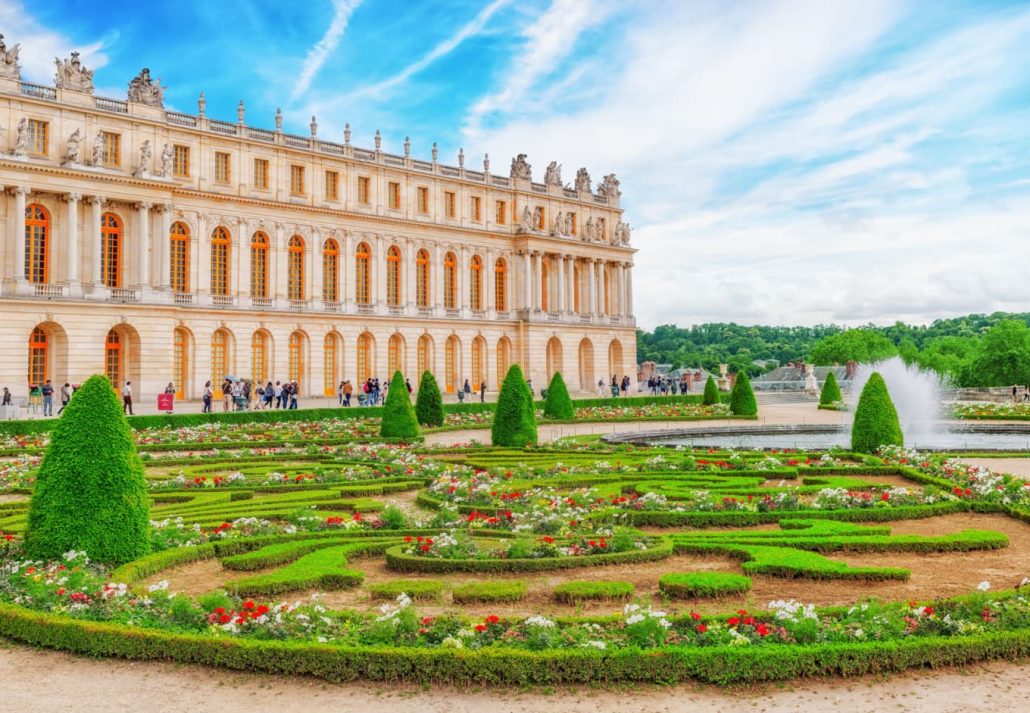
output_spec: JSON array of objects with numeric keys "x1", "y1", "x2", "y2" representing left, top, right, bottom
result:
[
  {"x1": 960, "y1": 458, "x2": 1030, "y2": 480},
  {"x1": 0, "y1": 642, "x2": 1025, "y2": 713}
]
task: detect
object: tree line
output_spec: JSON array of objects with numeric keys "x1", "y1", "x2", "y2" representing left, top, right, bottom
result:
[{"x1": 636, "y1": 312, "x2": 1030, "y2": 387}]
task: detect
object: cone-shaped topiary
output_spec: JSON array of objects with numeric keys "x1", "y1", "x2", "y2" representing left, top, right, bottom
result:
[
  {"x1": 702, "y1": 375, "x2": 720, "y2": 405},
  {"x1": 414, "y1": 371, "x2": 444, "y2": 427},
  {"x1": 543, "y1": 371, "x2": 575, "y2": 420},
  {"x1": 380, "y1": 371, "x2": 420, "y2": 440},
  {"x1": 851, "y1": 372, "x2": 904, "y2": 454},
  {"x1": 491, "y1": 365, "x2": 538, "y2": 447},
  {"x1": 24, "y1": 374, "x2": 150, "y2": 565},
  {"x1": 820, "y1": 371, "x2": 843, "y2": 405},
  {"x1": 729, "y1": 370, "x2": 757, "y2": 416}
]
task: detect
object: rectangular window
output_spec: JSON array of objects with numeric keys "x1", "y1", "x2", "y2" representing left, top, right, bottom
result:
[
  {"x1": 471, "y1": 196, "x2": 482, "y2": 222},
  {"x1": 325, "y1": 170, "x2": 339, "y2": 200},
  {"x1": 388, "y1": 181, "x2": 401, "y2": 210},
  {"x1": 101, "y1": 132, "x2": 120, "y2": 167},
  {"x1": 173, "y1": 144, "x2": 190, "y2": 177},
  {"x1": 358, "y1": 176, "x2": 370, "y2": 205},
  {"x1": 445, "y1": 191, "x2": 456, "y2": 218},
  {"x1": 418, "y1": 186, "x2": 429, "y2": 214},
  {"x1": 214, "y1": 151, "x2": 231, "y2": 183},
  {"x1": 253, "y1": 158, "x2": 269, "y2": 189},
  {"x1": 290, "y1": 165, "x2": 305, "y2": 195},
  {"x1": 28, "y1": 119, "x2": 49, "y2": 157},
  {"x1": 495, "y1": 200, "x2": 507, "y2": 225}
]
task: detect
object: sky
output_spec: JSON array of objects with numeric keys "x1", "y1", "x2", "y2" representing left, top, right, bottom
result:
[{"x1": 6, "y1": 0, "x2": 1030, "y2": 330}]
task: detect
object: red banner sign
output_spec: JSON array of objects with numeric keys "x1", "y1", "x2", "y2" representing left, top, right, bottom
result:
[{"x1": 157, "y1": 393, "x2": 174, "y2": 412}]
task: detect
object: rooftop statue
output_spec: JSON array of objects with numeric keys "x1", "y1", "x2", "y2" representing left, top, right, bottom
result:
[
  {"x1": 0, "y1": 34, "x2": 21, "y2": 80},
  {"x1": 127, "y1": 68, "x2": 165, "y2": 108},
  {"x1": 544, "y1": 161, "x2": 562, "y2": 187},
  {"x1": 510, "y1": 153, "x2": 531, "y2": 181},
  {"x1": 597, "y1": 173, "x2": 621, "y2": 200},
  {"x1": 54, "y1": 52, "x2": 94, "y2": 93},
  {"x1": 574, "y1": 167, "x2": 591, "y2": 193}
]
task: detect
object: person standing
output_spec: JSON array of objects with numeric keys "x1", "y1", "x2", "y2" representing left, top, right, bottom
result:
[
  {"x1": 1014, "y1": 385, "x2": 1019, "y2": 403},
  {"x1": 343, "y1": 379, "x2": 353, "y2": 406},
  {"x1": 41, "y1": 379, "x2": 54, "y2": 416},
  {"x1": 1, "y1": 387, "x2": 11, "y2": 406},
  {"x1": 479, "y1": 380, "x2": 486, "y2": 402},
  {"x1": 122, "y1": 381, "x2": 134, "y2": 415},
  {"x1": 406, "y1": 378, "x2": 413, "y2": 395},
  {"x1": 57, "y1": 382, "x2": 71, "y2": 414},
  {"x1": 202, "y1": 381, "x2": 212, "y2": 413},
  {"x1": 289, "y1": 381, "x2": 299, "y2": 409},
  {"x1": 337, "y1": 380, "x2": 345, "y2": 406}
]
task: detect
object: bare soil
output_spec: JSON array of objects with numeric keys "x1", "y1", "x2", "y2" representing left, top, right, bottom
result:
[
  {"x1": 960, "y1": 457, "x2": 1030, "y2": 480},
  {"x1": 0, "y1": 641, "x2": 1026, "y2": 713}
]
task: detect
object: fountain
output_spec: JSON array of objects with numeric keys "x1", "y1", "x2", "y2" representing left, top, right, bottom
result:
[{"x1": 847, "y1": 357, "x2": 946, "y2": 444}]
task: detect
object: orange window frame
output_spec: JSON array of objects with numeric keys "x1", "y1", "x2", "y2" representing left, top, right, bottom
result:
[
  {"x1": 323, "y1": 333, "x2": 338, "y2": 396},
  {"x1": 170, "y1": 222, "x2": 190, "y2": 293},
  {"x1": 416, "y1": 249, "x2": 430, "y2": 307},
  {"x1": 210, "y1": 227, "x2": 230, "y2": 296},
  {"x1": 288, "y1": 236, "x2": 305, "y2": 301},
  {"x1": 386, "y1": 246, "x2": 401, "y2": 306},
  {"x1": 355, "y1": 242, "x2": 371, "y2": 304},
  {"x1": 494, "y1": 259, "x2": 507, "y2": 311},
  {"x1": 105, "y1": 330, "x2": 122, "y2": 387},
  {"x1": 101, "y1": 213, "x2": 122, "y2": 288},
  {"x1": 250, "y1": 232, "x2": 269, "y2": 298},
  {"x1": 28, "y1": 327, "x2": 48, "y2": 387},
  {"x1": 251, "y1": 331, "x2": 268, "y2": 385},
  {"x1": 470, "y1": 255, "x2": 482, "y2": 310},
  {"x1": 443, "y1": 252, "x2": 457, "y2": 309},
  {"x1": 25, "y1": 204, "x2": 50, "y2": 285},
  {"x1": 322, "y1": 239, "x2": 339, "y2": 303}
]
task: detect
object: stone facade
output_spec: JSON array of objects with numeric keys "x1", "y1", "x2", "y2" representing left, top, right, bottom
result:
[{"x1": 0, "y1": 46, "x2": 636, "y2": 404}]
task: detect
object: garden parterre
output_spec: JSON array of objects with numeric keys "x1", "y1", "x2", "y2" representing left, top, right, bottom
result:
[{"x1": 2, "y1": 409, "x2": 1030, "y2": 685}]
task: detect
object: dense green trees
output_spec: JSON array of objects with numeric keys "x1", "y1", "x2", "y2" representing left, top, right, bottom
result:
[
  {"x1": 414, "y1": 371, "x2": 444, "y2": 427},
  {"x1": 24, "y1": 375, "x2": 150, "y2": 565},
  {"x1": 380, "y1": 371, "x2": 420, "y2": 440},
  {"x1": 958, "y1": 320, "x2": 1030, "y2": 387},
  {"x1": 819, "y1": 371, "x2": 843, "y2": 405},
  {"x1": 729, "y1": 371, "x2": 757, "y2": 416},
  {"x1": 851, "y1": 373, "x2": 904, "y2": 454},
  {"x1": 542, "y1": 372, "x2": 574, "y2": 420},
  {"x1": 491, "y1": 365, "x2": 538, "y2": 447},
  {"x1": 809, "y1": 329, "x2": 898, "y2": 365}
]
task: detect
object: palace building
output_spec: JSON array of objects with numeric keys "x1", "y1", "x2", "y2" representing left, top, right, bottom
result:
[{"x1": 0, "y1": 40, "x2": 636, "y2": 404}]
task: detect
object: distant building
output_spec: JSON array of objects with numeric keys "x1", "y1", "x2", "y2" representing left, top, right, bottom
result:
[{"x1": 751, "y1": 361, "x2": 857, "y2": 391}]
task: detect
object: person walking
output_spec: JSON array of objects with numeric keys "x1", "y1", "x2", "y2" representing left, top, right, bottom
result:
[
  {"x1": 57, "y1": 382, "x2": 72, "y2": 414},
  {"x1": 343, "y1": 379, "x2": 353, "y2": 406},
  {"x1": 463, "y1": 379, "x2": 472, "y2": 399},
  {"x1": 202, "y1": 381, "x2": 213, "y2": 413},
  {"x1": 1024, "y1": 385, "x2": 1030, "y2": 403},
  {"x1": 406, "y1": 378, "x2": 413, "y2": 395},
  {"x1": 41, "y1": 379, "x2": 54, "y2": 416},
  {"x1": 122, "y1": 381, "x2": 134, "y2": 415},
  {"x1": 1, "y1": 387, "x2": 11, "y2": 406},
  {"x1": 1014, "y1": 385, "x2": 1020, "y2": 403},
  {"x1": 289, "y1": 381, "x2": 299, "y2": 409},
  {"x1": 337, "y1": 380, "x2": 345, "y2": 406},
  {"x1": 479, "y1": 380, "x2": 486, "y2": 402}
]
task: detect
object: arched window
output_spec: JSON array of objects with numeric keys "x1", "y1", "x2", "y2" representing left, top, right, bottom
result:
[
  {"x1": 28, "y1": 327, "x2": 48, "y2": 387},
  {"x1": 417, "y1": 334, "x2": 432, "y2": 382},
  {"x1": 388, "y1": 333, "x2": 404, "y2": 375},
  {"x1": 541, "y1": 261, "x2": 549, "y2": 312},
  {"x1": 469, "y1": 255, "x2": 483, "y2": 311},
  {"x1": 173, "y1": 327, "x2": 189, "y2": 399},
  {"x1": 355, "y1": 242, "x2": 371, "y2": 304},
  {"x1": 25, "y1": 204, "x2": 50, "y2": 284},
  {"x1": 357, "y1": 332, "x2": 373, "y2": 383},
  {"x1": 578, "y1": 338, "x2": 595, "y2": 392},
  {"x1": 471, "y1": 337, "x2": 485, "y2": 388},
  {"x1": 250, "y1": 232, "x2": 269, "y2": 299},
  {"x1": 324, "y1": 332, "x2": 339, "y2": 396},
  {"x1": 210, "y1": 227, "x2": 230, "y2": 296},
  {"x1": 100, "y1": 213, "x2": 122, "y2": 288},
  {"x1": 105, "y1": 330, "x2": 122, "y2": 387},
  {"x1": 416, "y1": 249, "x2": 430, "y2": 308},
  {"x1": 211, "y1": 329, "x2": 230, "y2": 397},
  {"x1": 496, "y1": 337, "x2": 511, "y2": 387},
  {"x1": 288, "y1": 331, "x2": 304, "y2": 389},
  {"x1": 251, "y1": 331, "x2": 268, "y2": 386},
  {"x1": 169, "y1": 221, "x2": 190, "y2": 293},
  {"x1": 443, "y1": 252, "x2": 457, "y2": 309},
  {"x1": 288, "y1": 235, "x2": 305, "y2": 301},
  {"x1": 386, "y1": 245, "x2": 401, "y2": 306},
  {"x1": 444, "y1": 335, "x2": 459, "y2": 393},
  {"x1": 546, "y1": 337, "x2": 563, "y2": 380},
  {"x1": 322, "y1": 239, "x2": 339, "y2": 303},
  {"x1": 494, "y1": 258, "x2": 507, "y2": 311}
]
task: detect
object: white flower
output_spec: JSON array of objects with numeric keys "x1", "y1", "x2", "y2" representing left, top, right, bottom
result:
[
  {"x1": 582, "y1": 640, "x2": 606, "y2": 650},
  {"x1": 147, "y1": 580, "x2": 170, "y2": 592},
  {"x1": 978, "y1": 581, "x2": 991, "y2": 592}
]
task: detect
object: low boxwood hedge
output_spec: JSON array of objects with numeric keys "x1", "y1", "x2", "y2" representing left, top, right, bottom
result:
[
  {"x1": 659, "y1": 572, "x2": 752, "y2": 599},
  {"x1": 553, "y1": 580, "x2": 634, "y2": 603},
  {"x1": 451, "y1": 581, "x2": 527, "y2": 603}
]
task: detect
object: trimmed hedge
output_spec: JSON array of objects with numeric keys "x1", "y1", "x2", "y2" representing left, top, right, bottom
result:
[
  {"x1": 702, "y1": 376, "x2": 719, "y2": 406},
  {"x1": 25, "y1": 375, "x2": 151, "y2": 565},
  {"x1": 229, "y1": 541, "x2": 399, "y2": 596},
  {"x1": 658, "y1": 572, "x2": 752, "y2": 598},
  {"x1": 851, "y1": 372, "x2": 904, "y2": 454},
  {"x1": 618, "y1": 501, "x2": 967, "y2": 528},
  {"x1": 415, "y1": 371, "x2": 445, "y2": 427},
  {"x1": 543, "y1": 372, "x2": 575, "y2": 420},
  {"x1": 491, "y1": 365, "x2": 537, "y2": 447},
  {"x1": 820, "y1": 372, "x2": 843, "y2": 406},
  {"x1": 553, "y1": 580, "x2": 634, "y2": 603},
  {"x1": 451, "y1": 581, "x2": 527, "y2": 603},
  {"x1": 367, "y1": 579, "x2": 443, "y2": 601},
  {"x1": 380, "y1": 371, "x2": 420, "y2": 440},
  {"x1": 729, "y1": 371, "x2": 757, "y2": 416}
]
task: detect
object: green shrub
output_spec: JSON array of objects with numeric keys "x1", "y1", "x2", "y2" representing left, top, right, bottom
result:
[
  {"x1": 229, "y1": 543, "x2": 382, "y2": 596},
  {"x1": 491, "y1": 365, "x2": 537, "y2": 447},
  {"x1": 659, "y1": 572, "x2": 752, "y2": 598},
  {"x1": 553, "y1": 580, "x2": 634, "y2": 603},
  {"x1": 367, "y1": 579, "x2": 442, "y2": 601},
  {"x1": 380, "y1": 371, "x2": 420, "y2": 440},
  {"x1": 820, "y1": 371, "x2": 843, "y2": 405},
  {"x1": 543, "y1": 372, "x2": 575, "y2": 420},
  {"x1": 702, "y1": 376, "x2": 719, "y2": 405},
  {"x1": 851, "y1": 372, "x2": 904, "y2": 454},
  {"x1": 451, "y1": 580, "x2": 527, "y2": 603},
  {"x1": 24, "y1": 375, "x2": 150, "y2": 565},
  {"x1": 729, "y1": 371, "x2": 757, "y2": 416},
  {"x1": 414, "y1": 371, "x2": 445, "y2": 427}
]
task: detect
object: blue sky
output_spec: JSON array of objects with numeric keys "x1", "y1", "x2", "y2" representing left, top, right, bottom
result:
[{"x1": 6, "y1": 0, "x2": 1030, "y2": 329}]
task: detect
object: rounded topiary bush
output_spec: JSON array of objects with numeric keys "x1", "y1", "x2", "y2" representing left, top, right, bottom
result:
[
  {"x1": 24, "y1": 374, "x2": 150, "y2": 565},
  {"x1": 380, "y1": 371, "x2": 420, "y2": 440},
  {"x1": 729, "y1": 371, "x2": 757, "y2": 416},
  {"x1": 702, "y1": 375, "x2": 719, "y2": 405},
  {"x1": 414, "y1": 371, "x2": 444, "y2": 427},
  {"x1": 820, "y1": 371, "x2": 843, "y2": 405},
  {"x1": 851, "y1": 371, "x2": 904, "y2": 454},
  {"x1": 658, "y1": 572, "x2": 752, "y2": 598},
  {"x1": 491, "y1": 365, "x2": 537, "y2": 447},
  {"x1": 543, "y1": 371, "x2": 575, "y2": 420}
]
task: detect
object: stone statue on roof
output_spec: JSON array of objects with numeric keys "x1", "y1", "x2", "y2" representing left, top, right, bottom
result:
[
  {"x1": 127, "y1": 68, "x2": 165, "y2": 108},
  {"x1": 54, "y1": 52, "x2": 94, "y2": 93},
  {"x1": 510, "y1": 153, "x2": 531, "y2": 181}
]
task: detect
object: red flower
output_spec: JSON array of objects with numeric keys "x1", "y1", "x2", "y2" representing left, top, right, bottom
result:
[
  {"x1": 420, "y1": 544, "x2": 430, "y2": 552},
  {"x1": 219, "y1": 614, "x2": 232, "y2": 624},
  {"x1": 923, "y1": 606, "x2": 935, "y2": 616},
  {"x1": 243, "y1": 600, "x2": 256, "y2": 610},
  {"x1": 475, "y1": 624, "x2": 488, "y2": 632},
  {"x1": 404, "y1": 536, "x2": 413, "y2": 542},
  {"x1": 727, "y1": 617, "x2": 740, "y2": 626},
  {"x1": 756, "y1": 623, "x2": 769, "y2": 637},
  {"x1": 485, "y1": 614, "x2": 500, "y2": 624},
  {"x1": 690, "y1": 611, "x2": 701, "y2": 621},
  {"x1": 542, "y1": 536, "x2": 555, "y2": 544},
  {"x1": 696, "y1": 624, "x2": 708, "y2": 634},
  {"x1": 421, "y1": 616, "x2": 434, "y2": 625}
]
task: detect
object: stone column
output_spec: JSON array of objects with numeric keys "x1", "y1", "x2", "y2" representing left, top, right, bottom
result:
[
  {"x1": 11, "y1": 186, "x2": 27, "y2": 284},
  {"x1": 556, "y1": 255, "x2": 566, "y2": 313},
  {"x1": 459, "y1": 245, "x2": 470, "y2": 316},
  {"x1": 567, "y1": 258, "x2": 576, "y2": 315},
  {"x1": 434, "y1": 244, "x2": 444, "y2": 313},
  {"x1": 342, "y1": 231, "x2": 354, "y2": 309},
  {"x1": 273, "y1": 223, "x2": 288, "y2": 305},
  {"x1": 404, "y1": 239, "x2": 415, "y2": 311},
  {"x1": 522, "y1": 251, "x2": 531, "y2": 311},
  {"x1": 312, "y1": 233, "x2": 323, "y2": 306},
  {"x1": 625, "y1": 264, "x2": 633, "y2": 318},
  {"x1": 135, "y1": 202, "x2": 151, "y2": 289},
  {"x1": 485, "y1": 248, "x2": 495, "y2": 313},
  {"x1": 193, "y1": 213, "x2": 206, "y2": 299},
  {"x1": 533, "y1": 251, "x2": 543, "y2": 312},
  {"x1": 375, "y1": 235, "x2": 387, "y2": 313},
  {"x1": 156, "y1": 204, "x2": 172, "y2": 291},
  {"x1": 63, "y1": 193, "x2": 81, "y2": 296},
  {"x1": 88, "y1": 195, "x2": 104, "y2": 287},
  {"x1": 587, "y1": 259, "x2": 597, "y2": 318}
]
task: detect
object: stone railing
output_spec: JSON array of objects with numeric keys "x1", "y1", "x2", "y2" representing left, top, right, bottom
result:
[
  {"x1": 173, "y1": 292, "x2": 194, "y2": 305},
  {"x1": 166, "y1": 111, "x2": 197, "y2": 127},
  {"x1": 288, "y1": 299, "x2": 307, "y2": 311},
  {"x1": 95, "y1": 96, "x2": 128, "y2": 114},
  {"x1": 251, "y1": 296, "x2": 273, "y2": 309},
  {"x1": 109, "y1": 287, "x2": 141, "y2": 303},
  {"x1": 20, "y1": 82, "x2": 56, "y2": 101},
  {"x1": 211, "y1": 294, "x2": 236, "y2": 307},
  {"x1": 322, "y1": 300, "x2": 341, "y2": 312},
  {"x1": 356, "y1": 303, "x2": 375, "y2": 315},
  {"x1": 33, "y1": 283, "x2": 65, "y2": 298}
]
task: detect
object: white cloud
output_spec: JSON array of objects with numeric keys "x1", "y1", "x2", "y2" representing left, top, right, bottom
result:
[
  {"x1": 290, "y1": 0, "x2": 362, "y2": 103},
  {"x1": 0, "y1": 0, "x2": 109, "y2": 84}
]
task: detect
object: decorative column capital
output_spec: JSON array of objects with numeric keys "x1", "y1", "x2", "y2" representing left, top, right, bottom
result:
[
  {"x1": 8, "y1": 185, "x2": 30, "y2": 197},
  {"x1": 87, "y1": 194, "x2": 105, "y2": 206},
  {"x1": 63, "y1": 192, "x2": 81, "y2": 203},
  {"x1": 134, "y1": 201, "x2": 153, "y2": 212},
  {"x1": 157, "y1": 202, "x2": 173, "y2": 214}
]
